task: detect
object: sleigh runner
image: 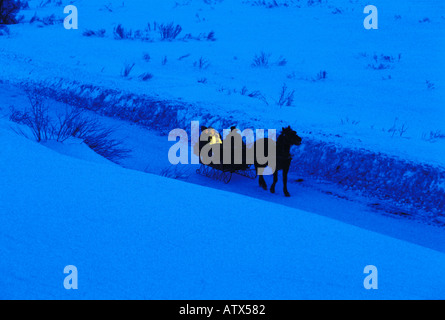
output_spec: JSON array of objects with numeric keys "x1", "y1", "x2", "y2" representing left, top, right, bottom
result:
[{"x1": 196, "y1": 162, "x2": 257, "y2": 184}]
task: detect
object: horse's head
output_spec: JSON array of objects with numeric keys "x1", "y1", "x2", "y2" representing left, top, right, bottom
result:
[{"x1": 281, "y1": 126, "x2": 302, "y2": 146}]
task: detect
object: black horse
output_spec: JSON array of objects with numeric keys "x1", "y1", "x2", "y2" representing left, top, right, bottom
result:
[{"x1": 253, "y1": 126, "x2": 302, "y2": 197}]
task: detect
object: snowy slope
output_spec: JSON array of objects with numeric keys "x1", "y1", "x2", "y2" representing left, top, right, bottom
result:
[{"x1": 1, "y1": 125, "x2": 444, "y2": 299}]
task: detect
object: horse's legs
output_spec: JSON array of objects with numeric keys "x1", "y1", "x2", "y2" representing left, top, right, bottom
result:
[
  {"x1": 283, "y1": 167, "x2": 290, "y2": 197},
  {"x1": 256, "y1": 165, "x2": 268, "y2": 190},
  {"x1": 258, "y1": 174, "x2": 267, "y2": 190},
  {"x1": 270, "y1": 170, "x2": 279, "y2": 194}
]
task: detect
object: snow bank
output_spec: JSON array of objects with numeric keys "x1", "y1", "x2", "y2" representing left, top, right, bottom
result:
[
  {"x1": 1, "y1": 124, "x2": 445, "y2": 299},
  {"x1": 14, "y1": 78, "x2": 445, "y2": 219},
  {"x1": 292, "y1": 139, "x2": 445, "y2": 217},
  {"x1": 42, "y1": 138, "x2": 116, "y2": 166}
]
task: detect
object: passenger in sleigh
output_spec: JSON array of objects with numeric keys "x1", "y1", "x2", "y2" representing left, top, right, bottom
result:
[
  {"x1": 193, "y1": 126, "x2": 223, "y2": 167},
  {"x1": 193, "y1": 125, "x2": 249, "y2": 172},
  {"x1": 222, "y1": 126, "x2": 250, "y2": 172}
]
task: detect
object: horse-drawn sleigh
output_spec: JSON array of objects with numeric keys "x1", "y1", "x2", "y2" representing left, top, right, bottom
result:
[{"x1": 193, "y1": 125, "x2": 302, "y2": 197}]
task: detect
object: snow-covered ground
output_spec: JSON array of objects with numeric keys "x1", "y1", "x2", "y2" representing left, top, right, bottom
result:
[
  {"x1": 1, "y1": 120, "x2": 445, "y2": 299},
  {"x1": 1, "y1": 83, "x2": 444, "y2": 245},
  {"x1": 0, "y1": 0, "x2": 444, "y2": 165},
  {"x1": 1, "y1": 0, "x2": 445, "y2": 300},
  {"x1": 2, "y1": 0, "x2": 444, "y2": 214},
  {"x1": 1, "y1": 82, "x2": 445, "y2": 299}
]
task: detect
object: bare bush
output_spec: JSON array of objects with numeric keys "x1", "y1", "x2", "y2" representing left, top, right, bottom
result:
[
  {"x1": 422, "y1": 130, "x2": 445, "y2": 142},
  {"x1": 340, "y1": 118, "x2": 360, "y2": 126},
  {"x1": 30, "y1": 13, "x2": 63, "y2": 25},
  {"x1": 83, "y1": 29, "x2": 106, "y2": 37},
  {"x1": 239, "y1": 86, "x2": 269, "y2": 105},
  {"x1": 193, "y1": 57, "x2": 210, "y2": 69},
  {"x1": 121, "y1": 63, "x2": 135, "y2": 77},
  {"x1": 158, "y1": 22, "x2": 182, "y2": 40},
  {"x1": 138, "y1": 72, "x2": 153, "y2": 81},
  {"x1": 368, "y1": 63, "x2": 391, "y2": 70},
  {"x1": 183, "y1": 30, "x2": 216, "y2": 41},
  {"x1": 252, "y1": 51, "x2": 270, "y2": 68},
  {"x1": 9, "y1": 92, "x2": 130, "y2": 162},
  {"x1": 71, "y1": 117, "x2": 130, "y2": 162},
  {"x1": 10, "y1": 92, "x2": 51, "y2": 141},
  {"x1": 365, "y1": 53, "x2": 400, "y2": 71},
  {"x1": 206, "y1": 31, "x2": 216, "y2": 41},
  {"x1": 247, "y1": 0, "x2": 297, "y2": 8},
  {"x1": 275, "y1": 56, "x2": 287, "y2": 66},
  {"x1": 247, "y1": 0, "x2": 325, "y2": 8},
  {"x1": 387, "y1": 118, "x2": 408, "y2": 137},
  {"x1": 142, "y1": 52, "x2": 151, "y2": 62},
  {"x1": 277, "y1": 84, "x2": 295, "y2": 107},
  {"x1": 52, "y1": 107, "x2": 85, "y2": 142},
  {"x1": 160, "y1": 165, "x2": 190, "y2": 180},
  {"x1": 315, "y1": 70, "x2": 327, "y2": 80},
  {"x1": 248, "y1": 90, "x2": 269, "y2": 105},
  {"x1": 0, "y1": 0, "x2": 21, "y2": 24},
  {"x1": 114, "y1": 24, "x2": 132, "y2": 39},
  {"x1": 38, "y1": 0, "x2": 61, "y2": 7},
  {"x1": 426, "y1": 80, "x2": 436, "y2": 90}
]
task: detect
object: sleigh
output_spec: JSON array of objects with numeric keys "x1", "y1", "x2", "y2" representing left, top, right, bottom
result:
[
  {"x1": 196, "y1": 162, "x2": 258, "y2": 184},
  {"x1": 194, "y1": 127, "x2": 257, "y2": 184}
]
